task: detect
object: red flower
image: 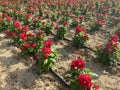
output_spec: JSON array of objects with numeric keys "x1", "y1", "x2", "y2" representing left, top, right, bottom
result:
[
  {"x1": 98, "y1": 18, "x2": 106, "y2": 23},
  {"x1": 7, "y1": 16, "x2": 12, "y2": 21},
  {"x1": 63, "y1": 21, "x2": 68, "y2": 26},
  {"x1": 35, "y1": 54, "x2": 39, "y2": 59},
  {"x1": 77, "y1": 74, "x2": 92, "y2": 90},
  {"x1": 0, "y1": 18, "x2": 3, "y2": 22},
  {"x1": 42, "y1": 47, "x2": 52, "y2": 54},
  {"x1": 75, "y1": 26, "x2": 83, "y2": 33},
  {"x1": 55, "y1": 25, "x2": 58, "y2": 30},
  {"x1": 43, "y1": 54, "x2": 48, "y2": 59},
  {"x1": 19, "y1": 32, "x2": 28, "y2": 41},
  {"x1": 80, "y1": 16, "x2": 84, "y2": 21},
  {"x1": 115, "y1": 31, "x2": 120, "y2": 35},
  {"x1": 28, "y1": 32, "x2": 35, "y2": 37},
  {"x1": 31, "y1": 43, "x2": 37, "y2": 48},
  {"x1": 106, "y1": 41, "x2": 112, "y2": 48},
  {"x1": 105, "y1": 40, "x2": 118, "y2": 53},
  {"x1": 38, "y1": 16, "x2": 42, "y2": 19},
  {"x1": 22, "y1": 26, "x2": 29, "y2": 31},
  {"x1": 2, "y1": 13, "x2": 7, "y2": 18},
  {"x1": 14, "y1": 20, "x2": 21, "y2": 29},
  {"x1": 20, "y1": 45, "x2": 25, "y2": 51},
  {"x1": 51, "y1": 22, "x2": 55, "y2": 27},
  {"x1": 71, "y1": 58, "x2": 85, "y2": 69},
  {"x1": 5, "y1": 30, "x2": 10, "y2": 36},
  {"x1": 44, "y1": 40, "x2": 53, "y2": 48},
  {"x1": 12, "y1": 32, "x2": 16, "y2": 37},
  {"x1": 25, "y1": 13, "x2": 31, "y2": 18},
  {"x1": 93, "y1": 84, "x2": 99, "y2": 90},
  {"x1": 41, "y1": 47, "x2": 52, "y2": 59},
  {"x1": 24, "y1": 43, "x2": 31, "y2": 48},
  {"x1": 111, "y1": 35, "x2": 118, "y2": 43}
]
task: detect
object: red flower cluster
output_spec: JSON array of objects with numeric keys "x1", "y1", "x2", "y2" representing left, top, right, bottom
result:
[
  {"x1": 5, "y1": 30, "x2": 10, "y2": 36},
  {"x1": 71, "y1": 58, "x2": 85, "y2": 69},
  {"x1": 77, "y1": 74, "x2": 92, "y2": 90},
  {"x1": 25, "y1": 13, "x2": 31, "y2": 18},
  {"x1": 115, "y1": 31, "x2": 120, "y2": 35},
  {"x1": 13, "y1": 20, "x2": 21, "y2": 29},
  {"x1": 20, "y1": 43, "x2": 36, "y2": 51},
  {"x1": 111, "y1": 35, "x2": 119, "y2": 43},
  {"x1": 105, "y1": 35, "x2": 119, "y2": 53},
  {"x1": 19, "y1": 32, "x2": 28, "y2": 41},
  {"x1": 75, "y1": 26, "x2": 83, "y2": 33},
  {"x1": 22, "y1": 25, "x2": 29, "y2": 31},
  {"x1": 41, "y1": 47, "x2": 52, "y2": 59},
  {"x1": 98, "y1": 18, "x2": 106, "y2": 23},
  {"x1": 2, "y1": 13, "x2": 8, "y2": 18},
  {"x1": 28, "y1": 32, "x2": 35, "y2": 37},
  {"x1": 44, "y1": 40, "x2": 53, "y2": 48},
  {"x1": 93, "y1": 84, "x2": 99, "y2": 90},
  {"x1": 0, "y1": 18, "x2": 3, "y2": 22}
]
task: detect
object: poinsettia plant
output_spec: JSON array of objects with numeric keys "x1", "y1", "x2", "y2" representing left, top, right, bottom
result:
[
  {"x1": 96, "y1": 35, "x2": 120, "y2": 65},
  {"x1": 72, "y1": 26, "x2": 89, "y2": 48},
  {"x1": 66, "y1": 58, "x2": 99, "y2": 90}
]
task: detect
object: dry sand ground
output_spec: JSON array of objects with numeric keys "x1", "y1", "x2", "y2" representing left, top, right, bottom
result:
[{"x1": 0, "y1": 29, "x2": 120, "y2": 90}]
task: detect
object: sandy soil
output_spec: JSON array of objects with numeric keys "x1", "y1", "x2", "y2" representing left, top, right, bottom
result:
[{"x1": 0, "y1": 29, "x2": 120, "y2": 90}]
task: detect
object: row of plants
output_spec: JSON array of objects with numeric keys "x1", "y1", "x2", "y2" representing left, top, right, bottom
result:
[
  {"x1": 0, "y1": 12, "x2": 100, "y2": 90},
  {"x1": 0, "y1": 0, "x2": 120, "y2": 90},
  {"x1": 1, "y1": 11, "x2": 120, "y2": 65}
]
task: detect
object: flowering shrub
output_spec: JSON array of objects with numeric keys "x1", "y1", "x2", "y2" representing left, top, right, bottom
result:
[
  {"x1": 96, "y1": 35, "x2": 120, "y2": 64},
  {"x1": 72, "y1": 26, "x2": 89, "y2": 48},
  {"x1": 66, "y1": 58, "x2": 99, "y2": 90}
]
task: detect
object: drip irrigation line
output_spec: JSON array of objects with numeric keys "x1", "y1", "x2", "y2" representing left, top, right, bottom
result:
[
  {"x1": 83, "y1": 46, "x2": 96, "y2": 52},
  {"x1": 49, "y1": 68, "x2": 70, "y2": 88}
]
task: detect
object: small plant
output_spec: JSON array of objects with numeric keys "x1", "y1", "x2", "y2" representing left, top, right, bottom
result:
[
  {"x1": 89, "y1": 18, "x2": 106, "y2": 31},
  {"x1": 23, "y1": 13, "x2": 32, "y2": 25},
  {"x1": 66, "y1": 58, "x2": 99, "y2": 90},
  {"x1": 33, "y1": 19, "x2": 41, "y2": 29},
  {"x1": 0, "y1": 13, "x2": 12, "y2": 31},
  {"x1": 96, "y1": 35, "x2": 120, "y2": 65},
  {"x1": 37, "y1": 40, "x2": 59, "y2": 72},
  {"x1": 115, "y1": 28, "x2": 120, "y2": 42},
  {"x1": 72, "y1": 26, "x2": 89, "y2": 48},
  {"x1": 56, "y1": 25, "x2": 67, "y2": 39},
  {"x1": 41, "y1": 22, "x2": 53, "y2": 35},
  {"x1": 20, "y1": 30, "x2": 45, "y2": 55}
]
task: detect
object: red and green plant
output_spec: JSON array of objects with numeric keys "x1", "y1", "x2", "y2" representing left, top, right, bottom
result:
[{"x1": 66, "y1": 58, "x2": 99, "y2": 90}]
